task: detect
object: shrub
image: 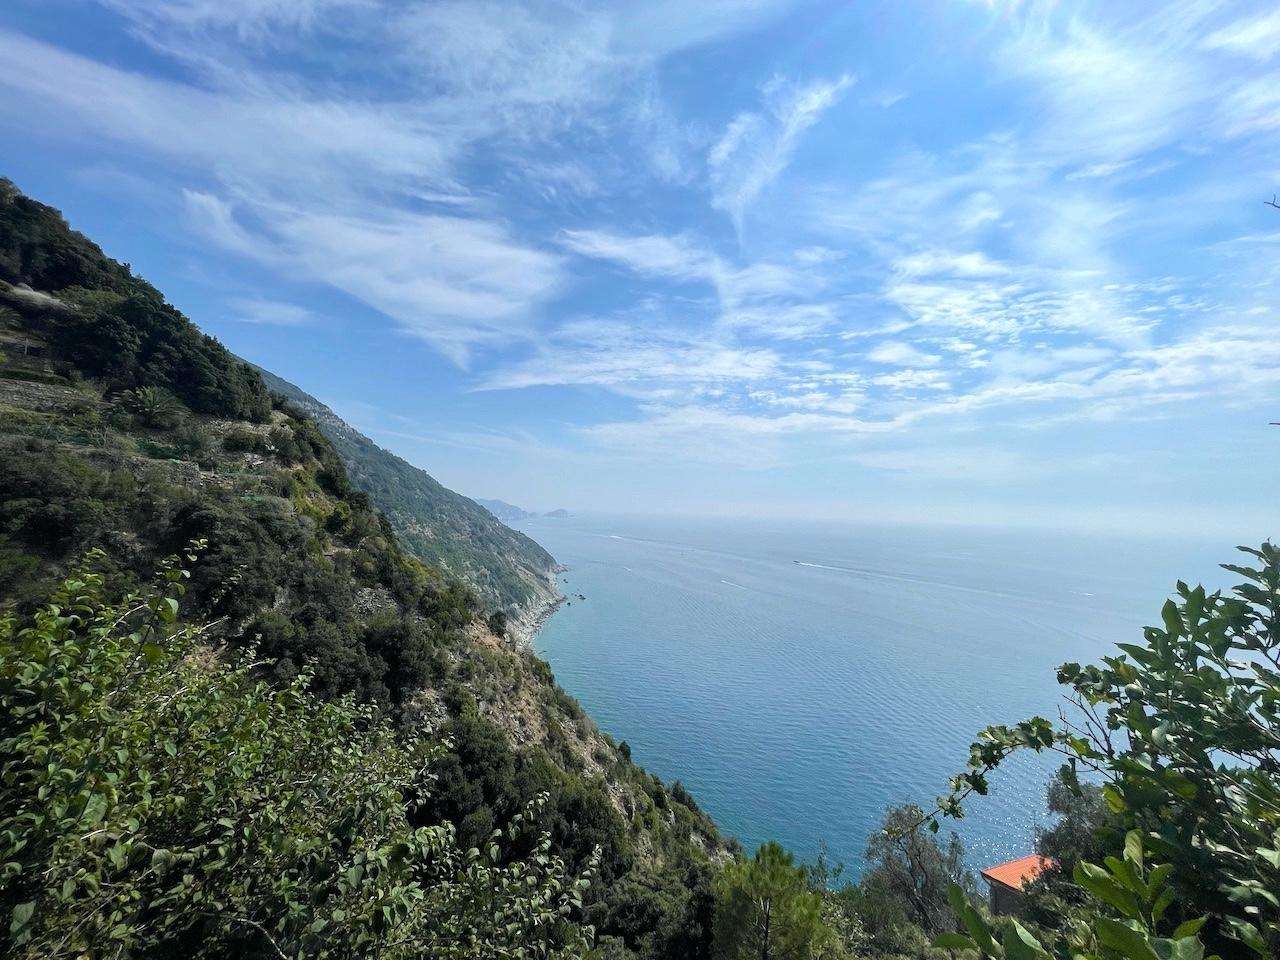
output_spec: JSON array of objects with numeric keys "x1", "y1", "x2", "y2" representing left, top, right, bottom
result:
[
  {"x1": 222, "y1": 426, "x2": 267, "y2": 453},
  {"x1": 934, "y1": 543, "x2": 1280, "y2": 955},
  {"x1": 937, "y1": 833, "x2": 1213, "y2": 960},
  {"x1": 0, "y1": 549, "x2": 597, "y2": 959},
  {"x1": 120, "y1": 384, "x2": 179, "y2": 428},
  {"x1": 171, "y1": 420, "x2": 211, "y2": 457}
]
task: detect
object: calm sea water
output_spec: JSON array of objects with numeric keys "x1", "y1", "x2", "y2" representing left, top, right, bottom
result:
[{"x1": 512, "y1": 514, "x2": 1233, "y2": 875}]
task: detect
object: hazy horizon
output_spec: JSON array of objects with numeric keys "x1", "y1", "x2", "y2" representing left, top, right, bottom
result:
[{"x1": 3, "y1": 0, "x2": 1278, "y2": 533}]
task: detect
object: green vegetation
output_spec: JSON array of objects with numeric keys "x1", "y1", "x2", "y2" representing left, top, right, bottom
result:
[
  {"x1": 938, "y1": 832, "x2": 1214, "y2": 960},
  {"x1": 931, "y1": 543, "x2": 1280, "y2": 957},
  {"x1": 0, "y1": 551, "x2": 595, "y2": 959},
  {"x1": 713, "y1": 842, "x2": 833, "y2": 960},
  {"x1": 256, "y1": 366, "x2": 559, "y2": 629},
  {"x1": 0, "y1": 181, "x2": 270, "y2": 422}
]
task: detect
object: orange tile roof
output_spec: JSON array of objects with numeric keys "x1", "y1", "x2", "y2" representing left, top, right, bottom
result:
[{"x1": 980, "y1": 854, "x2": 1055, "y2": 890}]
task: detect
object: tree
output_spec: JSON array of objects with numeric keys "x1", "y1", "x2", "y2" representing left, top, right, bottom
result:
[
  {"x1": 863, "y1": 804, "x2": 971, "y2": 938},
  {"x1": 1020, "y1": 766, "x2": 1123, "y2": 932},
  {"x1": 932, "y1": 543, "x2": 1280, "y2": 955},
  {"x1": 487, "y1": 609, "x2": 509, "y2": 639},
  {"x1": 1035, "y1": 767, "x2": 1119, "y2": 878},
  {"x1": 0, "y1": 547, "x2": 597, "y2": 959},
  {"x1": 713, "y1": 842, "x2": 832, "y2": 960}
]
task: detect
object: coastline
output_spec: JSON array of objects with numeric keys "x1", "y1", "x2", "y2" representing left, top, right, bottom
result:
[
  {"x1": 510, "y1": 566, "x2": 568, "y2": 646},
  {"x1": 523, "y1": 590, "x2": 566, "y2": 644}
]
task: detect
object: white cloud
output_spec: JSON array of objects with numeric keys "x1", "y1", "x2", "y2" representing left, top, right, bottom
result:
[
  {"x1": 102, "y1": 0, "x2": 366, "y2": 32},
  {"x1": 708, "y1": 73, "x2": 853, "y2": 231},
  {"x1": 184, "y1": 191, "x2": 564, "y2": 363},
  {"x1": 559, "y1": 228, "x2": 837, "y2": 339},
  {"x1": 0, "y1": 27, "x2": 577, "y2": 363},
  {"x1": 867, "y1": 341, "x2": 940, "y2": 367},
  {"x1": 893, "y1": 250, "x2": 1009, "y2": 278},
  {"x1": 183, "y1": 190, "x2": 269, "y2": 259},
  {"x1": 270, "y1": 207, "x2": 565, "y2": 364},
  {"x1": 1203, "y1": 8, "x2": 1280, "y2": 61},
  {"x1": 1218, "y1": 71, "x2": 1280, "y2": 137},
  {"x1": 993, "y1": 8, "x2": 1208, "y2": 169},
  {"x1": 229, "y1": 297, "x2": 315, "y2": 326},
  {"x1": 559, "y1": 229, "x2": 716, "y2": 281},
  {"x1": 871, "y1": 369, "x2": 951, "y2": 392},
  {"x1": 480, "y1": 318, "x2": 781, "y2": 395}
]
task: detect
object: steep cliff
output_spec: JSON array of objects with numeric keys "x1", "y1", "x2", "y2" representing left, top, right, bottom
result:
[{"x1": 253, "y1": 366, "x2": 562, "y2": 641}]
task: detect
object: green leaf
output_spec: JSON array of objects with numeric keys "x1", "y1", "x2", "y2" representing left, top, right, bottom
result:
[
  {"x1": 1225, "y1": 918, "x2": 1268, "y2": 957},
  {"x1": 1123, "y1": 831, "x2": 1144, "y2": 870},
  {"x1": 1096, "y1": 918, "x2": 1161, "y2": 960},
  {"x1": 1002, "y1": 920, "x2": 1047, "y2": 960},
  {"x1": 947, "y1": 885, "x2": 996, "y2": 955},
  {"x1": 1257, "y1": 847, "x2": 1280, "y2": 869},
  {"x1": 1171, "y1": 917, "x2": 1207, "y2": 939},
  {"x1": 1102, "y1": 785, "x2": 1128, "y2": 813},
  {"x1": 1167, "y1": 935, "x2": 1205, "y2": 960},
  {"x1": 9, "y1": 902, "x2": 34, "y2": 934},
  {"x1": 933, "y1": 932, "x2": 978, "y2": 952},
  {"x1": 1075, "y1": 862, "x2": 1144, "y2": 919},
  {"x1": 80, "y1": 793, "x2": 108, "y2": 827}
]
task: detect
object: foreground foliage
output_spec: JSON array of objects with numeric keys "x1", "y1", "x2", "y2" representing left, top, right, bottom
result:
[
  {"x1": 934, "y1": 544, "x2": 1280, "y2": 957},
  {"x1": 939, "y1": 831, "x2": 1216, "y2": 960},
  {"x1": 0, "y1": 551, "x2": 595, "y2": 959}
]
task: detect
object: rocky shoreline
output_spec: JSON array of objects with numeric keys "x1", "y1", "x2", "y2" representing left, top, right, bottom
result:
[
  {"x1": 508, "y1": 567, "x2": 568, "y2": 646},
  {"x1": 521, "y1": 592, "x2": 566, "y2": 644}
]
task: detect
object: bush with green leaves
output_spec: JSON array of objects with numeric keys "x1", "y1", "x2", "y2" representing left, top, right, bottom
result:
[
  {"x1": 931, "y1": 543, "x2": 1280, "y2": 955},
  {"x1": 936, "y1": 831, "x2": 1215, "y2": 960},
  {"x1": 120, "y1": 385, "x2": 179, "y2": 429},
  {"x1": 0, "y1": 548, "x2": 596, "y2": 959}
]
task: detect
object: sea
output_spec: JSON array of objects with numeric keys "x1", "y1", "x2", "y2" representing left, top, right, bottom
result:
[{"x1": 512, "y1": 513, "x2": 1240, "y2": 876}]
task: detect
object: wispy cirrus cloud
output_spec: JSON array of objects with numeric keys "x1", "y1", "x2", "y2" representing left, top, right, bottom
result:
[
  {"x1": 1202, "y1": 6, "x2": 1280, "y2": 60},
  {"x1": 99, "y1": 0, "x2": 368, "y2": 32},
  {"x1": 4, "y1": 0, "x2": 1279, "y2": 521},
  {"x1": 559, "y1": 228, "x2": 838, "y2": 339},
  {"x1": 229, "y1": 297, "x2": 316, "y2": 326},
  {"x1": 708, "y1": 73, "x2": 854, "y2": 232},
  {"x1": 480, "y1": 316, "x2": 782, "y2": 396},
  {"x1": 1, "y1": 1, "x2": 809, "y2": 365}
]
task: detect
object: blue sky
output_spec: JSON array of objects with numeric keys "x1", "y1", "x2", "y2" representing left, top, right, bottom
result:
[{"x1": 2, "y1": 0, "x2": 1278, "y2": 533}]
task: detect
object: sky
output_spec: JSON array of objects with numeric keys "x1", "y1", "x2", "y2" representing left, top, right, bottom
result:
[{"x1": 2, "y1": 0, "x2": 1279, "y2": 534}]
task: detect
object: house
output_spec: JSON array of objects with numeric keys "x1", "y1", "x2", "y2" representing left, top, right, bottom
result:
[{"x1": 980, "y1": 854, "x2": 1055, "y2": 915}]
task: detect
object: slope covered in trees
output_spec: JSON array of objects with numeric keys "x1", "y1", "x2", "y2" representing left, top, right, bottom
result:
[
  {"x1": 0, "y1": 180, "x2": 726, "y2": 959},
  {"x1": 1, "y1": 555, "x2": 595, "y2": 960},
  {"x1": 254, "y1": 366, "x2": 560, "y2": 640}
]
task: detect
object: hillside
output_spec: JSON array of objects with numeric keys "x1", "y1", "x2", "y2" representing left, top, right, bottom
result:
[
  {"x1": 0, "y1": 179, "x2": 728, "y2": 960},
  {"x1": 254, "y1": 366, "x2": 561, "y2": 640}
]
